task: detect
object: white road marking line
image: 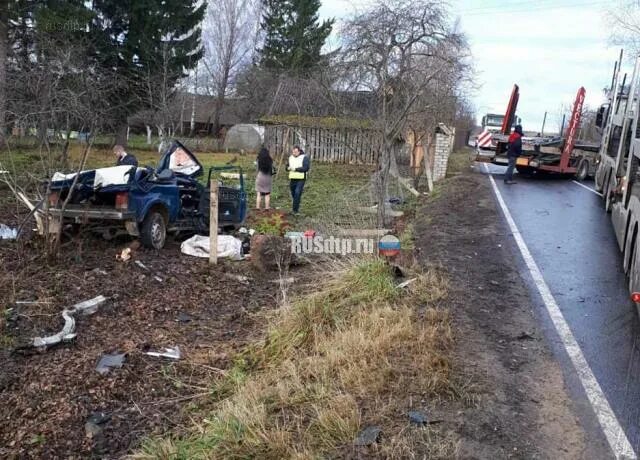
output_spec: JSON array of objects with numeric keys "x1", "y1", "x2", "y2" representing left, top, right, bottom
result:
[
  {"x1": 484, "y1": 163, "x2": 636, "y2": 460},
  {"x1": 572, "y1": 180, "x2": 603, "y2": 197}
]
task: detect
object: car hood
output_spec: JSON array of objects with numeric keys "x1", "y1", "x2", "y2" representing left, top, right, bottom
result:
[{"x1": 157, "y1": 141, "x2": 203, "y2": 178}]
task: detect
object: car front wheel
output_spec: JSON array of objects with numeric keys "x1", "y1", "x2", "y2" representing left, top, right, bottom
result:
[{"x1": 140, "y1": 211, "x2": 167, "y2": 249}]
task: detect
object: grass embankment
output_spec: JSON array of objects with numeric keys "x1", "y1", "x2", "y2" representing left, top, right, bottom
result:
[{"x1": 135, "y1": 259, "x2": 453, "y2": 459}]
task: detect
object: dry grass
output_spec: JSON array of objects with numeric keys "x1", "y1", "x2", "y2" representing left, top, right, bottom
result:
[{"x1": 133, "y1": 258, "x2": 454, "y2": 459}]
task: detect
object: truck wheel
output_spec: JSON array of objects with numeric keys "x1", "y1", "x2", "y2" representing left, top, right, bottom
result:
[
  {"x1": 575, "y1": 159, "x2": 589, "y2": 181},
  {"x1": 140, "y1": 211, "x2": 167, "y2": 249},
  {"x1": 516, "y1": 165, "x2": 535, "y2": 176}
]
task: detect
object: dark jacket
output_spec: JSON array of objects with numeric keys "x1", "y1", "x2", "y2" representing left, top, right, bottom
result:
[
  {"x1": 507, "y1": 126, "x2": 524, "y2": 158},
  {"x1": 117, "y1": 153, "x2": 138, "y2": 167}
]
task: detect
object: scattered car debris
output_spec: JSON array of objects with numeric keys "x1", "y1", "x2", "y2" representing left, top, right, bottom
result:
[
  {"x1": 87, "y1": 411, "x2": 111, "y2": 425},
  {"x1": 14, "y1": 300, "x2": 50, "y2": 306},
  {"x1": 397, "y1": 278, "x2": 417, "y2": 289},
  {"x1": 91, "y1": 268, "x2": 108, "y2": 276},
  {"x1": 153, "y1": 275, "x2": 163, "y2": 283},
  {"x1": 270, "y1": 277, "x2": 295, "y2": 284},
  {"x1": 0, "y1": 224, "x2": 17, "y2": 240},
  {"x1": 145, "y1": 346, "x2": 181, "y2": 360},
  {"x1": 30, "y1": 296, "x2": 107, "y2": 349},
  {"x1": 117, "y1": 247, "x2": 132, "y2": 262},
  {"x1": 225, "y1": 273, "x2": 250, "y2": 284},
  {"x1": 176, "y1": 312, "x2": 193, "y2": 323},
  {"x1": 408, "y1": 410, "x2": 428, "y2": 425},
  {"x1": 354, "y1": 426, "x2": 382, "y2": 446},
  {"x1": 135, "y1": 260, "x2": 149, "y2": 271},
  {"x1": 85, "y1": 421, "x2": 103, "y2": 439},
  {"x1": 96, "y1": 353, "x2": 126, "y2": 375}
]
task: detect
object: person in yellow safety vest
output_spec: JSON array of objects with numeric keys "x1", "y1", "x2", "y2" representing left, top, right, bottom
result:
[{"x1": 286, "y1": 146, "x2": 310, "y2": 215}]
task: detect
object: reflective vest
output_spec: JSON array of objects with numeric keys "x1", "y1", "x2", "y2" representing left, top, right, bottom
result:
[{"x1": 288, "y1": 154, "x2": 306, "y2": 180}]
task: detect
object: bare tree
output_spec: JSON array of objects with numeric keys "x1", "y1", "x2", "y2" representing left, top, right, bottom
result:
[
  {"x1": 339, "y1": 0, "x2": 468, "y2": 226},
  {"x1": 608, "y1": 1, "x2": 640, "y2": 54},
  {"x1": 0, "y1": 2, "x2": 7, "y2": 146},
  {"x1": 201, "y1": 0, "x2": 259, "y2": 136}
]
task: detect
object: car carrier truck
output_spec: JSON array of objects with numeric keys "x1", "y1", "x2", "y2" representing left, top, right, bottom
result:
[
  {"x1": 594, "y1": 51, "x2": 640, "y2": 305},
  {"x1": 476, "y1": 85, "x2": 599, "y2": 180}
]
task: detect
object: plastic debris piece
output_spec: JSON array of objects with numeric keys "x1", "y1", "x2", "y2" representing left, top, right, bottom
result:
[
  {"x1": 135, "y1": 260, "x2": 149, "y2": 271},
  {"x1": 117, "y1": 247, "x2": 132, "y2": 262},
  {"x1": 145, "y1": 346, "x2": 181, "y2": 360},
  {"x1": 355, "y1": 426, "x2": 382, "y2": 446},
  {"x1": 31, "y1": 296, "x2": 107, "y2": 348},
  {"x1": 408, "y1": 410, "x2": 428, "y2": 425},
  {"x1": 87, "y1": 411, "x2": 111, "y2": 425},
  {"x1": 96, "y1": 353, "x2": 126, "y2": 375},
  {"x1": 176, "y1": 312, "x2": 193, "y2": 323},
  {"x1": 397, "y1": 278, "x2": 417, "y2": 289},
  {"x1": 0, "y1": 224, "x2": 17, "y2": 240}
]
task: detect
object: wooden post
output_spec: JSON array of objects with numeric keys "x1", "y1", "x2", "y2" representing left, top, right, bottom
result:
[{"x1": 209, "y1": 181, "x2": 218, "y2": 265}]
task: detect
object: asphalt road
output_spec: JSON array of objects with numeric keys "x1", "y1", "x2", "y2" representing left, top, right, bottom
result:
[{"x1": 481, "y1": 163, "x2": 640, "y2": 458}]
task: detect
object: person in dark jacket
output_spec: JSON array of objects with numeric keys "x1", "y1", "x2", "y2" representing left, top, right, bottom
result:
[
  {"x1": 255, "y1": 147, "x2": 274, "y2": 210},
  {"x1": 114, "y1": 144, "x2": 138, "y2": 167},
  {"x1": 504, "y1": 124, "x2": 523, "y2": 184},
  {"x1": 286, "y1": 146, "x2": 310, "y2": 215}
]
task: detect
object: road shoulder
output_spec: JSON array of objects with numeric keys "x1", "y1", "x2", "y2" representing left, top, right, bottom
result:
[{"x1": 414, "y1": 165, "x2": 610, "y2": 458}]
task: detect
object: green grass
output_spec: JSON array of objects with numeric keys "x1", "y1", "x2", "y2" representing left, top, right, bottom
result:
[{"x1": 0, "y1": 142, "x2": 373, "y2": 225}]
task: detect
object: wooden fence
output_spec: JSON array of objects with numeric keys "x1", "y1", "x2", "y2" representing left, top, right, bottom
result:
[{"x1": 265, "y1": 124, "x2": 398, "y2": 165}]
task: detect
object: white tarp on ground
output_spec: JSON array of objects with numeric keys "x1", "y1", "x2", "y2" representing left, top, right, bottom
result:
[{"x1": 180, "y1": 234, "x2": 243, "y2": 260}]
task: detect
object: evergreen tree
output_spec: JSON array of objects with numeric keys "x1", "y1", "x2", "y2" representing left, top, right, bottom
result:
[
  {"x1": 260, "y1": 0, "x2": 333, "y2": 73},
  {"x1": 90, "y1": 0, "x2": 206, "y2": 143}
]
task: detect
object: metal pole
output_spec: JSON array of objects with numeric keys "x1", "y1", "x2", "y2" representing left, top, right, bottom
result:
[
  {"x1": 209, "y1": 181, "x2": 218, "y2": 265},
  {"x1": 560, "y1": 114, "x2": 566, "y2": 137},
  {"x1": 541, "y1": 111, "x2": 547, "y2": 136}
]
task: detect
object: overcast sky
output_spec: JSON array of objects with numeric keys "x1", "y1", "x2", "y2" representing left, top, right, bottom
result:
[{"x1": 319, "y1": 0, "x2": 619, "y2": 131}]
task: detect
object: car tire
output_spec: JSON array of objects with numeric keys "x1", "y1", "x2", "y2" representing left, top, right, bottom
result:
[
  {"x1": 575, "y1": 158, "x2": 589, "y2": 181},
  {"x1": 140, "y1": 211, "x2": 167, "y2": 249}
]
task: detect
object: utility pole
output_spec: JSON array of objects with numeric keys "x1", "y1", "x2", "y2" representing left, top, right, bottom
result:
[{"x1": 540, "y1": 111, "x2": 547, "y2": 136}]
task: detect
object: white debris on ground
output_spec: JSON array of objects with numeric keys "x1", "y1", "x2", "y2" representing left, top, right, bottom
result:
[
  {"x1": 31, "y1": 295, "x2": 107, "y2": 349},
  {"x1": 0, "y1": 224, "x2": 17, "y2": 240},
  {"x1": 180, "y1": 234, "x2": 243, "y2": 260}
]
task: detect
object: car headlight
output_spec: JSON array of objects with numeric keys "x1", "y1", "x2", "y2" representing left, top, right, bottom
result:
[{"x1": 530, "y1": 160, "x2": 539, "y2": 167}]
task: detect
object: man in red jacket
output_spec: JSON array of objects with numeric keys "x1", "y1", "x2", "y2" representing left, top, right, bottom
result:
[{"x1": 504, "y1": 124, "x2": 523, "y2": 184}]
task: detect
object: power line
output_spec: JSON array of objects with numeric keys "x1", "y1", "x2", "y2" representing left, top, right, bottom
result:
[{"x1": 458, "y1": 0, "x2": 609, "y2": 17}]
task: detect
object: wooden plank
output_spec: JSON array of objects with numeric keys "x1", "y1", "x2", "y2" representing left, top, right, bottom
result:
[{"x1": 209, "y1": 182, "x2": 218, "y2": 265}]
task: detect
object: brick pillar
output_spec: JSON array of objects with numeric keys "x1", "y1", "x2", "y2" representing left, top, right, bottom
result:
[{"x1": 433, "y1": 131, "x2": 453, "y2": 181}]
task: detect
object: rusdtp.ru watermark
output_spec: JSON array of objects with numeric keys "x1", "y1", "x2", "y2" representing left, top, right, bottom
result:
[{"x1": 290, "y1": 234, "x2": 400, "y2": 256}]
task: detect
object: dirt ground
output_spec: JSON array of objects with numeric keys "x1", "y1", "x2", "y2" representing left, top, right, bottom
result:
[
  {"x1": 0, "y1": 230, "x2": 286, "y2": 458},
  {"x1": 0, "y1": 154, "x2": 610, "y2": 459},
  {"x1": 413, "y1": 164, "x2": 605, "y2": 458}
]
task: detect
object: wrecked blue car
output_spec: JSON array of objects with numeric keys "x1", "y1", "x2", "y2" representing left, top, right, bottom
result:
[{"x1": 46, "y1": 141, "x2": 247, "y2": 249}]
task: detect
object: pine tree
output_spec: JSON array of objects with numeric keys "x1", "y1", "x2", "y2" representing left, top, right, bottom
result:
[
  {"x1": 260, "y1": 0, "x2": 333, "y2": 74},
  {"x1": 90, "y1": 0, "x2": 206, "y2": 144}
]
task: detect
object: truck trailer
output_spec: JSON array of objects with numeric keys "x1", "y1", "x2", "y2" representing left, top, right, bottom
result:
[
  {"x1": 476, "y1": 85, "x2": 599, "y2": 180},
  {"x1": 594, "y1": 52, "x2": 640, "y2": 305}
]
